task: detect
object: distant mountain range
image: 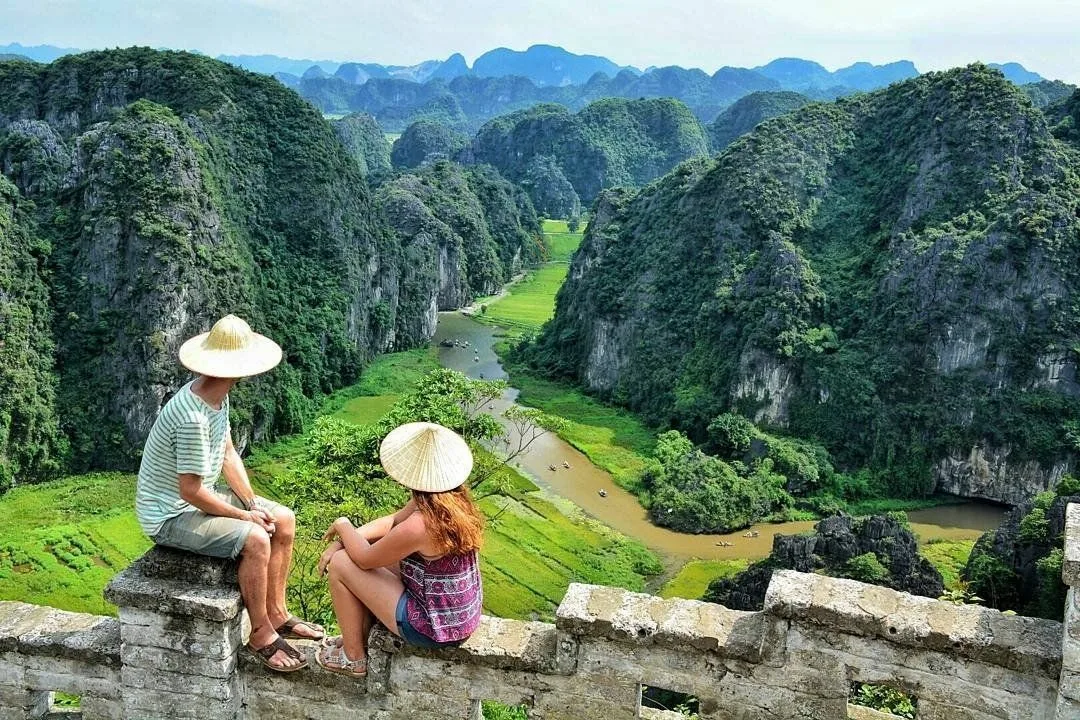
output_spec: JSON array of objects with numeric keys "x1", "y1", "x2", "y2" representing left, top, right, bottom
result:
[{"x1": 0, "y1": 41, "x2": 1057, "y2": 130}]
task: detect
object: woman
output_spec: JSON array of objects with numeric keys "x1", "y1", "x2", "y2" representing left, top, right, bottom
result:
[{"x1": 315, "y1": 421, "x2": 484, "y2": 677}]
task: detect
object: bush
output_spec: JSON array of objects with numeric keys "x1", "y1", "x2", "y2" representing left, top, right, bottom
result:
[
  {"x1": 706, "y1": 413, "x2": 756, "y2": 457},
  {"x1": 1018, "y1": 507, "x2": 1050, "y2": 543},
  {"x1": 843, "y1": 552, "x2": 890, "y2": 584}
]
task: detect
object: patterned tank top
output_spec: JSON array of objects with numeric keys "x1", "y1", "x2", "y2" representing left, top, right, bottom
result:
[{"x1": 400, "y1": 549, "x2": 483, "y2": 643}]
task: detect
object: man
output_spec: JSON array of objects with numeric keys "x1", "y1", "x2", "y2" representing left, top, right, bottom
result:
[{"x1": 135, "y1": 314, "x2": 323, "y2": 672}]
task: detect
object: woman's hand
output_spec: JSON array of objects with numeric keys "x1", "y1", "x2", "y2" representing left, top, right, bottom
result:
[
  {"x1": 318, "y1": 541, "x2": 342, "y2": 577},
  {"x1": 321, "y1": 516, "x2": 353, "y2": 542}
]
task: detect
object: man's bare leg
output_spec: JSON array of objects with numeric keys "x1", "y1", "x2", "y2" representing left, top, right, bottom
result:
[
  {"x1": 241, "y1": 527, "x2": 301, "y2": 669},
  {"x1": 264, "y1": 505, "x2": 322, "y2": 639}
]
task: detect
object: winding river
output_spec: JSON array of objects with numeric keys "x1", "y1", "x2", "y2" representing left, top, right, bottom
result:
[{"x1": 433, "y1": 311, "x2": 1005, "y2": 564}]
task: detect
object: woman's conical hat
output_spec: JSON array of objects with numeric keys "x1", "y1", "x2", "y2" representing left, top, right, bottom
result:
[
  {"x1": 379, "y1": 422, "x2": 474, "y2": 493},
  {"x1": 178, "y1": 315, "x2": 283, "y2": 379}
]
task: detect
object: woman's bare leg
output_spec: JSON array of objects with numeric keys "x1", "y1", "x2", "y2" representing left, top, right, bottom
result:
[{"x1": 327, "y1": 552, "x2": 405, "y2": 661}]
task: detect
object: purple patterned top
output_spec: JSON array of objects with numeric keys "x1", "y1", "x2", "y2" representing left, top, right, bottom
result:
[{"x1": 400, "y1": 549, "x2": 483, "y2": 643}]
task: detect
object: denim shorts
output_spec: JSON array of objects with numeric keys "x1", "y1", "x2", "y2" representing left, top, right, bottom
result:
[
  {"x1": 395, "y1": 593, "x2": 460, "y2": 649},
  {"x1": 152, "y1": 490, "x2": 281, "y2": 559}
]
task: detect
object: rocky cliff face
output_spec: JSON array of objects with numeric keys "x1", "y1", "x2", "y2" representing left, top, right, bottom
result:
[
  {"x1": 331, "y1": 112, "x2": 391, "y2": 177},
  {"x1": 705, "y1": 514, "x2": 944, "y2": 610},
  {"x1": 0, "y1": 49, "x2": 526, "y2": 474},
  {"x1": 528, "y1": 65, "x2": 1080, "y2": 502}
]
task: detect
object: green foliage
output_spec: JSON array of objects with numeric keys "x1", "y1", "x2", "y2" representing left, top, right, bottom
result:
[
  {"x1": 390, "y1": 119, "x2": 468, "y2": 169},
  {"x1": 842, "y1": 552, "x2": 890, "y2": 583},
  {"x1": 471, "y1": 98, "x2": 710, "y2": 213},
  {"x1": 526, "y1": 65, "x2": 1080, "y2": 495},
  {"x1": 659, "y1": 558, "x2": 750, "y2": 599},
  {"x1": 850, "y1": 684, "x2": 916, "y2": 719},
  {"x1": 1018, "y1": 507, "x2": 1050, "y2": 543},
  {"x1": 706, "y1": 413, "x2": 755, "y2": 456},
  {"x1": 0, "y1": 176, "x2": 66, "y2": 488},
  {"x1": 481, "y1": 701, "x2": 528, "y2": 720},
  {"x1": 643, "y1": 431, "x2": 792, "y2": 533},
  {"x1": 331, "y1": 112, "x2": 391, "y2": 176},
  {"x1": 1034, "y1": 548, "x2": 1067, "y2": 619},
  {"x1": 1057, "y1": 474, "x2": 1080, "y2": 496},
  {"x1": 0, "y1": 48, "x2": 403, "y2": 471},
  {"x1": 920, "y1": 539, "x2": 975, "y2": 591},
  {"x1": 965, "y1": 551, "x2": 1019, "y2": 609},
  {"x1": 708, "y1": 91, "x2": 812, "y2": 151}
]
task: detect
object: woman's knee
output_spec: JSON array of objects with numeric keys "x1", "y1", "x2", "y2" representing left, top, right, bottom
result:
[{"x1": 327, "y1": 548, "x2": 352, "y2": 578}]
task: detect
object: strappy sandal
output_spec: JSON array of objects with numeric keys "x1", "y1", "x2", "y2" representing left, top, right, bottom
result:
[
  {"x1": 315, "y1": 643, "x2": 367, "y2": 678},
  {"x1": 275, "y1": 615, "x2": 326, "y2": 641},
  {"x1": 247, "y1": 636, "x2": 308, "y2": 673}
]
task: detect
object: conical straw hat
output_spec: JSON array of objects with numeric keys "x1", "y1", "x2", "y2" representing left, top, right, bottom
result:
[
  {"x1": 178, "y1": 315, "x2": 283, "y2": 379},
  {"x1": 379, "y1": 422, "x2": 474, "y2": 493}
]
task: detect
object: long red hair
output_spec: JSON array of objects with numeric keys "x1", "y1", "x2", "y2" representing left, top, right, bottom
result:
[{"x1": 413, "y1": 485, "x2": 485, "y2": 554}]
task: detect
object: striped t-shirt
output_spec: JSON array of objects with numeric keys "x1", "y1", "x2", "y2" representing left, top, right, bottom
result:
[{"x1": 135, "y1": 381, "x2": 231, "y2": 536}]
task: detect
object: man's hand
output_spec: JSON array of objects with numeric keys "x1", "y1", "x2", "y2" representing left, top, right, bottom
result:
[
  {"x1": 318, "y1": 541, "x2": 343, "y2": 577},
  {"x1": 322, "y1": 516, "x2": 353, "y2": 542},
  {"x1": 248, "y1": 508, "x2": 276, "y2": 536}
]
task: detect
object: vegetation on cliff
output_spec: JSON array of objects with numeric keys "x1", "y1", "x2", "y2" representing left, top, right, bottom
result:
[
  {"x1": 469, "y1": 98, "x2": 710, "y2": 214},
  {"x1": 524, "y1": 65, "x2": 1080, "y2": 510},
  {"x1": 0, "y1": 176, "x2": 65, "y2": 488},
  {"x1": 390, "y1": 118, "x2": 468, "y2": 169},
  {"x1": 0, "y1": 49, "x2": 542, "y2": 479},
  {"x1": 331, "y1": 112, "x2": 391, "y2": 177},
  {"x1": 706, "y1": 90, "x2": 811, "y2": 151}
]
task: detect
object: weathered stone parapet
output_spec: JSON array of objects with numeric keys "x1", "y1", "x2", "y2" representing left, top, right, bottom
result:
[
  {"x1": 1059, "y1": 504, "x2": 1080, "y2": 719},
  {"x1": 0, "y1": 602, "x2": 119, "y2": 720},
  {"x1": 4, "y1": 539, "x2": 1080, "y2": 718}
]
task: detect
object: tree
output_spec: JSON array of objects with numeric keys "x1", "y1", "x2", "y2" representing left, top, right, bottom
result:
[{"x1": 567, "y1": 215, "x2": 581, "y2": 233}]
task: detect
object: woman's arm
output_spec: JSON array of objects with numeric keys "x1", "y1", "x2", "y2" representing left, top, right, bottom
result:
[
  {"x1": 353, "y1": 499, "x2": 417, "y2": 542},
  {"x1": 324, "y1": 514, "x2": 427, "y2": 571}
]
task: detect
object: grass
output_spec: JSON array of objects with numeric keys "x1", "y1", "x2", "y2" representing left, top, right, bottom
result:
[
  {"x1": 920, "y1": 539, "x2": 975, "y2": 591},
  {"x1": 658, "y1": 559, "x2": 750, "y2": 600},
  {"x1": 0, "y1": 473, "x2": 150, "y2": 615}
]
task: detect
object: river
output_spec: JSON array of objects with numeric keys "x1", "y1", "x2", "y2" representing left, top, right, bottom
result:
[{"x1": 433, "y1": 311, "x2": 1005, "y2": 564}]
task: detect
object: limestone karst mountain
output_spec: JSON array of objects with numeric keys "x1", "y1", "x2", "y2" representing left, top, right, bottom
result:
[
  {"x1": 0, "y1": 49, "x2": 540, "y2": 477},
  {"x1": 524, "y1": 65, "x2": 1080, "y2": 504}
]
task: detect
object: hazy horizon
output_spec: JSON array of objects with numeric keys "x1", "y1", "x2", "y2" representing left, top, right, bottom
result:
[{"x1": 2, "y1": 0, "x2": 1078, "y2": 83}]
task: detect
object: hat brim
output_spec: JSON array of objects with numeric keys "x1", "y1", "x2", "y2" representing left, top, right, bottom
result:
[
  {"x1": 178, "y1": 332, "x2": 283, "y2": 379},
  {"x1": 380, "y1": 422, "x2": 474, "y2": 493}
]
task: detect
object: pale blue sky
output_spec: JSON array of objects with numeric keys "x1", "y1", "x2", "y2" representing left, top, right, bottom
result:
[{"x1": 4, "y1": 0, "x2": 1078, "y2": 82}]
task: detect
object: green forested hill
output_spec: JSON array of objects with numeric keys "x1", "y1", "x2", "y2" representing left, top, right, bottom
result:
[
  {"x1": 707, "y1": 91, "x2": 811, "y2": 151},
  {"x1": 331, "y1": 112, "x2": 391, "y2": 176},
  {"x1": 526, "y1": 65, "x2": 1080, "y2": 504},
  {"x1": 0, "y1": 49, "x2": 540, "y2": 479},
  {"x1": 390, "y1": 119, "x2": 468, "y2": 169},
  {"x1": 469, "y1": 98, "x2": 710, "y2": 216}
]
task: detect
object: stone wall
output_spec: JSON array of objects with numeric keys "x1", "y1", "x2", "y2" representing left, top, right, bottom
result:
[{"x1": 6, "y1": 510, "x2": 1080, "y2": 719}]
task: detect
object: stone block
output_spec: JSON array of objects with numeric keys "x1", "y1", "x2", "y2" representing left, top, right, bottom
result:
[
  {"x1": 121, "y1": 665, "x2": 238, "y2": 700},
  {"x1": 1065, "y1": 504, "x2": 1080, "y2": 587},
  {"x1": 1058, "y1": 691, "x2": 1080, "y2": 720},
  {"x1": 22, "y1": 667, "x2": 121, "y2": 700},
  {"x1": 81, "y1": 696, "x2": 124, "y2": 720},
  {"x1": 555, "y1": 583, "x2": 768, "y2": 661},
  {"x1": 241, "y1": 691, "x2": 381, "y2": 720},
  {"x1": 121, "y1": 643, "x2": 236, "y2": 678},
  {"x1": 371, "y1": 615, "x2": 559, "y2": 673},
  {"x1": 126, "y1": 546, "x2": 239, "y2": 587},
  {"x1": 0, "y1": 652, "x2": 24, "y2": 686},
  {"x1": 119, "y1": 607, "x2": 241, "y2": 659},
  {"x1": 764, "y1": 570, "x2": 1062, "y2": 678},
  {"x1": 239, "y1": 645, "x2": 370, "y2": 704},
  {"x1": 121, "y1": 686, "x2": 241, "y2": 720},
  {"x1": 105, "y1": 567, "x2": 241, "y2": 622}
]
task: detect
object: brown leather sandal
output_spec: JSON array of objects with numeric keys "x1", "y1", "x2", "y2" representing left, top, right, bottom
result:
[
  {"x1": 247, "y1": 636, "x2": 308, "y2": 673},
  {"x1": 275, "y1": 615, "x2": 326, "y2": 641}
]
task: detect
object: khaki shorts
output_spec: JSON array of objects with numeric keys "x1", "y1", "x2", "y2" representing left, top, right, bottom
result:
[{"x1": 152, "y1": 489, "x2": 283, "y2": 559}]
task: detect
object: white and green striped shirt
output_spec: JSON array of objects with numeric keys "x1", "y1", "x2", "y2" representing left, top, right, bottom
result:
[{"x1": 135, "y1": 381, "x2": 231, "y2": 536}]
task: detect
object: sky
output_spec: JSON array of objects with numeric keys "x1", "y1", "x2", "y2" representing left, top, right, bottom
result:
[{"x1": 3, "y1": 0, "x2": 1079, "y2": 82}]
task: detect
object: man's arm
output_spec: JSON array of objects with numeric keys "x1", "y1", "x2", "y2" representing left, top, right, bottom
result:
[
  {"x1": 221, "y1": 433, "x2": 257, "y2": 511},
  {"x1": 178, "y1": 473, "x2": 254, "y2": 520}
]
